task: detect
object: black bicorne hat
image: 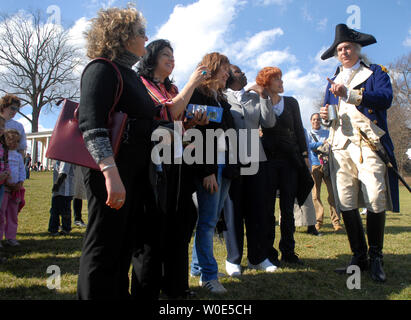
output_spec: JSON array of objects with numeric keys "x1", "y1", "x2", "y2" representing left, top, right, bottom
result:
[{"x1": 321, "y1": 24, "x2": 377, "y2": 60}]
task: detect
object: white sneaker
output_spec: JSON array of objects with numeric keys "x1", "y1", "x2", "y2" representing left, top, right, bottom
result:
[
  {"x1": 226, "y1": 260, "x2": 241, "y2": 277},
  {"x1": 6, "y1": 239, "x2": 20, "y2": 247},
  {"x1": 74, "y1": 220, "x2": 87, "y2": 228},
  {"x1": 248, "y1": 258, "x2": 278, "y2": 273},
  {"x1": 199, "y1": 279, "x2": 227, "y2": 294}
]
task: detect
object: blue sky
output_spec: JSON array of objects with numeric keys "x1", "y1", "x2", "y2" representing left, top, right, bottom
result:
[{"x1": 1, "y1": 0, "x2": 411, "y2": 133}]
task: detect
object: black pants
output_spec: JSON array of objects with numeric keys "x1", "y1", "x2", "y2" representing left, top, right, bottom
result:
[
  {"x1": 223, "y1": 161, "x2": 270, "y2": 265},
  {"x1": 157, "y1": 163, "x2": 198, "y2": 298},
  {"x1": 77, "y1": 144, "x2": 160, "y2": 300},
  {"x1": 73, "y1": 198, "x2": 83, "y2": 221},
  {"x1": 48, "y1": 195, "x2": 72, "y2": 233},
  {"x1": 266, "y1": 158, "x2": 299, "y2": 260}
]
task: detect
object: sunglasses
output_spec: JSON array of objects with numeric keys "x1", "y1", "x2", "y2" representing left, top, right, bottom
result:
[
  {"x1": 137, "y1": 28, "x2": 146, "y2": 38},
  {"x1": 9, "y1": 106, "x2": 19, "y2": 112}
]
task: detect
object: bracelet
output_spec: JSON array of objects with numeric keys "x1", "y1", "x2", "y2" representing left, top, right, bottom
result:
[{"x1": 101, "y1": 164, "x2": 117, "y2": 172}]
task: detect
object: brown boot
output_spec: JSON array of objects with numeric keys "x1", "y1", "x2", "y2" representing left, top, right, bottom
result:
[{"x1": 334, "y1": 224, "x2": 343, "y2": 231}]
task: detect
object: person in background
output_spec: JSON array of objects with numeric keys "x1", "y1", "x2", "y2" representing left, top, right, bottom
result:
[
  {"x1": 0, "y1": 129, "x2": 26, "y2": 247},
  {"x1": 222, "y1": 64, "x2": 277, "y2": 276},
  {"x1": 260, "y1": 66, "x2": 313, "y2": 266},
  {"x1": 0, "y1": 117, "x2": 9, "y2": 252},
  {"x1": 73, "y1": 165, "x2": 87, "y2": 228},
  {"x1": 319, "y1": 23, "x2": 399, "y2": 282},
  {"x1": 292, "y1": 128, "x2": 320, "y2": 236},
  {"x1": 48, "y1": 160, "x2": 75, "y2": 236},
  {"x1": 0, "y1": 94, "x2": 27, "y2": 158},
  {"x1": 307, "y1": 112, "x2": 342, "y2": 232},
  {"x1": 138, "y1": 39, "x2": 208, "y2": 299},
  {"x1": 0, "y1": 117, "x2": 10, "y2": 215},
  {"x1": 188, "y1": 52, "x2": 236, "y2": 294},
  {"x1": 24, "y1": 153, "x2": 31, "y2": 179}
]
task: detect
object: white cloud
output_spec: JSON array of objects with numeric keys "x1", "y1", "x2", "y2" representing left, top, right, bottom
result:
[
  {"x1": 317, "y1": 18, "x2": 328, "y2": 31},
  {"x1": 282, "y1": 68, "x2": 326, "y2": 127},
  {"x1": 301, "y1": 4, "x2": 313, "y2": 22},
  {"x1": 66, "y1": 17, "x2": 91, "y2": 76},
  {"x1": 15, "y1": 114, "x2": 53, "y2": 134},
  {"x1": 226, "y1": 28, "x2": 284, "y2": 62},
  {"x1": 256, "y1": 48, "x2": 297, "y2": 68},
  {"x1": 403, "y1": 27, "x2": 411, "y2": 47},
  {"x1": 256, "y1": 0, "x2": 292, "y2": 7},
  {"x1": 153, "y1": 0, "x2": 241, "y2": 84},
  {"x1": 151, "y1": 0, "x2": 330, "y2": 129},
  {"x1": 67, "y1": 17, "x2": 89, "y2": 50}
]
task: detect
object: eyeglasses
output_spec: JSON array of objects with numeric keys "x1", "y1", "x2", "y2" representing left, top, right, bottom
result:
[
  {"x1": 9, "y1": 106, "x2": 19, "y2": 112},
  {"x1": 137, "y1": 28, "x2": 146, "y2": 38}
]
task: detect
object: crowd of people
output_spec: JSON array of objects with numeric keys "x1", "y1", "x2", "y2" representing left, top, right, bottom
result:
[{"x1": 0, "y1": 5, "x2": 400, "y2": 299}]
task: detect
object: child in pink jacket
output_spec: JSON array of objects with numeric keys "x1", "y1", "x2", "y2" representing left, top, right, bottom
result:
[{"x1": 0, "y1": 129, "x2": 25, "y2": 247}]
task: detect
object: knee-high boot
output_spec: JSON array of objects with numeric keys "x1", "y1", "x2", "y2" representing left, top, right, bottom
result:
[
  {"x1": 335, "y1": 209, "x2": 368, "y2": 273},
  {"x1": 367, "y1": 211, "x2": 386, "y2": 282}
]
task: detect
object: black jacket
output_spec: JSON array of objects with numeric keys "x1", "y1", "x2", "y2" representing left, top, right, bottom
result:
[{"x1": 188, "y1": 88, "x2": 238, "y2": 180}]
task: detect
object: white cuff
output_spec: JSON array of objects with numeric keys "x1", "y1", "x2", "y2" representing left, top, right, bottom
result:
[{"x1": 346, "y1": 89, "x2": 363, "y2": 106}]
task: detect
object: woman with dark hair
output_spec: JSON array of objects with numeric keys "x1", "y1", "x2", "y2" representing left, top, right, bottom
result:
[
  {"x1": 138, "y1": 39, "x2": 208, "y2": 121},
  {"x1": 76, "y1": 6, "x2": 162, "y2": 300},
  {"x1": 259, "y1": 67, "x2": 313, "y2": 266},
  {"x1": 137, "y1": 39, "x2": 208, "y2": 299},
  {"x1": 188, "y1": 52, "x2": 237, "y2": 294}
]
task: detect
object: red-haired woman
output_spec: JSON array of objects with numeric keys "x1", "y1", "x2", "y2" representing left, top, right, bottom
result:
[
  {"x1": 258, "y1": 67, "x2": 313, "y2": 266},
  {"x1": 188, "y1": 52, "x2": 237, "y2": 294}
]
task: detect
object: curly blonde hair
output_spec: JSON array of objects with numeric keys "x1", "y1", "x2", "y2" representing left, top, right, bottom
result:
[
  {"x1": 0, "y1": 94, "x2": 21, "y2": 113},
  {"x1": 197, "y1": 52, "x2": 230, "y2": 98},
  {"x1": 85, "y1": 6, "x2": 146, "y2": 60}
]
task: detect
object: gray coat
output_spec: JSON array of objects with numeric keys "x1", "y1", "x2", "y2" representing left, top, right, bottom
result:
[
  {"x1": 224, "y1": 90, "x2": 276, "y2": 162},
  {"x1": 52, "y1": 161, "x2": 75, "y2": 197},
  {"x1": 74, "y1": 165, "x2": 87, "y2": 200}
]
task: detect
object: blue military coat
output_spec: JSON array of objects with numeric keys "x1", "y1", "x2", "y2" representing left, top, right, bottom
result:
[{"x1": 324, "y1": 61, "x2": 400, "y2": 212}]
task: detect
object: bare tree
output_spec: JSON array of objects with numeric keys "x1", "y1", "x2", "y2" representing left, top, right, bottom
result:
[
  {"x1": 0, "y1": 10, "x2": 82, "y2": 133},
  {"x1": 388, "y1": 52, "x2": 411, "y2": 175}
]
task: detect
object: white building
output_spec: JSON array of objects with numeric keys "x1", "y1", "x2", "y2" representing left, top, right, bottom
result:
[{"x1": 26, "y1": 130, "x2": 53, "y2": 170}]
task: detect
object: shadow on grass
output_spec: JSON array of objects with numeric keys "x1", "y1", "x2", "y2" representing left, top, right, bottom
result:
[
  {"x1": 17, "y1": 230, "x2": 85, "y2": 238},
  {"x1": 0, "y1": 254, "x2": 81, "y2": 279},
  {"x1": 311, "y1": 221, "x2": 411, "y2": 236},
  {"x1": 189, "y1": 253, "x2": 411, "y2": 300},
  {"x1": 0, "y1": 284, "x2": 75, "y2": 300},
  {"x1": 0, "y1": 236, "x2": 84, "y2": 266}
]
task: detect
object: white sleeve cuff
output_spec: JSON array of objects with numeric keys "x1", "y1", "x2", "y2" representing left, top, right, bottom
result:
[{"x1": 346, "y1": 89, "x2": 363, "y2": 106}]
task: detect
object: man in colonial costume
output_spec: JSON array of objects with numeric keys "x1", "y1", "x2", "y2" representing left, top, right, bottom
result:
[{"x1": 320, "y1": 24, "x2": 399, "y2": 283}]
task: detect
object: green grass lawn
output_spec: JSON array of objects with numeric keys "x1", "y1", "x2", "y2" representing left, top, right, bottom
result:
[{"x1": 0, "y1": 171, "x2": 410, "y2": 300}]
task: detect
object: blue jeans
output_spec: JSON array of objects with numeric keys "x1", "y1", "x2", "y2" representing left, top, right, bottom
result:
[
  {"x1": 191, "y1": 165, "x2": 231, "y2": 282},
  {"x1": 0, "y1": 184, "x2": 5, "y2": 206}
]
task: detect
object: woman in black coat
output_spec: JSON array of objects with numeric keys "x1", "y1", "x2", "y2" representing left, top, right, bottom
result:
[
  {"x1": 77, "y1": 6, "x2": 161, "y2": 300},
  {"x1": 259, "y1": 67, "x2": 313, "y2": 266}
]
